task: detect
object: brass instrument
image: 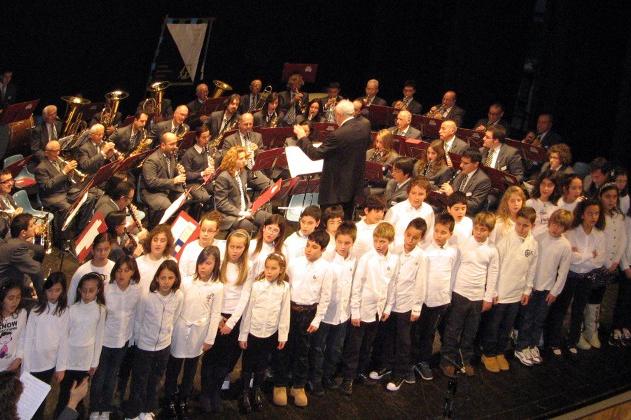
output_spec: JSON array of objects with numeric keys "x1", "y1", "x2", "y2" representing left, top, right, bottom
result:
[
  {"x1": 57, "y1": 157, "x2": 88, "y2": 183},
  {"x1": 61, "y1": 96, "x2": 91, "y2": 137},
  {"x1": 207, "y1": 118, "x2": 237, "y2": 151},
  {"x1": 284, "y1": 87, "x2": 305, "y2": 124},
  {"x1": 141, "y1": 81, "x2": 170, "y2": 121},
  {"x1": 130, "y1": 129, "x2": 152, "y2": 156},
  {"x1": 211, "y1": 80, "x2": 233, "y2": 98},
  {"x1": 250, "y1": 85, "x2": 273, "y2": 112},
  {"x1": 101, "y1": 90, "x2": 129, "y2": 128},
  {"x1": 426, "y1": 105, "x2": 446, "y2": 120},
  {"x1": 176, "y1": 124, "x2": 189, "y2": 142},
  {"x1": 34, "y1": 213, "x2": 53, "y2": 254},
  {"x1": 323, "y1": 97, "x2": 337, "y2": 122},
  {"x1": 393, "y1": 98, "x2": 409, "y2": 112}
]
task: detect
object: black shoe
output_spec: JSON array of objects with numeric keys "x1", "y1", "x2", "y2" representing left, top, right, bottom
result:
[
  {"x1": 356, "y1": 373, "x2": 369, "y2": 383},
  {"x1": 309, "y1": 381, "x2": 325, "y2": 397},
  {"x1": 340, "y1": 379, "x2": 353, "y2": 396},
  {"x1": 253, "y1": 387, "x2": 264, "y2": 411},
  {"x1": 199, "y1": 395, "x2": 213, "y2": 414},
  {"x1": 163, "y1": 397, "x2": 179, "y2": 419},
  {"x1": 322, "y1": 376, "x2": 339, "y2": 390},
  {"x1": 211, "y1": 391, "x2": 223, "y2": 413},
  {"x1": 240, "y1": 391, "x2": 252, "y2": 414},
  {"x1": 178, "y1": 397, "x2": 191, "y2": 420}
]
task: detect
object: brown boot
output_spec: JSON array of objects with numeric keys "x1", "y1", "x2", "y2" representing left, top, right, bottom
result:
[
  {"x1": 290, "y1": 387, "x2": 308, "y2": 407},
  {"x1": 273, "y1": 386, "x2": 287, "y2": 406},
  {"x1": 464, "y1": 364, "x2": 475, "y2": 377},
  {"x1": 440, "y1": 364, "x2": 455, "y2": 378}
]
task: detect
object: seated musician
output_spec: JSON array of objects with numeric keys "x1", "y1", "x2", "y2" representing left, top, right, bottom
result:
[
  {"x1": 427, "y1": 90, "x2": 465, "y2": 126},
  {"x1": 278, "y1": 72, "x2": 305, "y2": 114},
  {"x1": 480, "y1": 125, "x2": 524, "y2": 183},
  {"x1": 295, "y1": 99, "x2": 325, "y2": 124},
  {"x1": 89, "y1": 100, "x2": 123, "y2": 136},
  {"x1": 0, "y1": 213, "x2": 45, "y2": 296},
  {"x1": 366, "y1": 129, "x2": 400, "y2": 166},
  {"x1": 285, "y1": 120, "x2": 313, "y2": 147},
  {"x1": 214, "y1": 146, "x2": 271, "y2": 234},
  {"x1": 523, "y1": 113, "x2": 562, "y2": 148},
  {"x1": 391, "y1": 80, "x2": 422, "y2": 115},
  {"x1": 352, "y1": 99, "x2": 372, "y2": 130},
  {"x1": 149, "y1": 105, "x2": 190, "y2": 141},
  {"x1": 76, "y1": 124, "x2": 118, "y2": 174},
  {"x1": 180, "y1": 124, "x2": 215, "y2": 204},
  {"x1": 139, "y1": 132, "x2": 186, "y2": 226},
  {"x1": 414, "y1": 139, "x2": 454, "y2": 187},
  {"x1": 440, "y1": 147, "x2": 491, "y2": 215},
  {"x1": 109, "y1": 111, "x2": 149, "y2": 155},
  {"x1": 0, "y1": 170, "x2": 21, "y2": 238},
  {"x1": 30, "y1": 105, "x2": 63, "y2": 164},
  {"x1": 253, "y1": 93, "x2": 284, "y2": 127},
  {"x1": 473, "y1": 103, "x2": 508, "y2": 132},
  {"x1": 94, "y1": 180, "x2": 135, "y2": 220},
  {"x1": 388, "y1": 110, "x2": 422, "y2": 139},
  {"x1": 384, "y1": 157, "x2": 414, "y2": 207},
  {"x1": 240, "y1": 79, "x2": 263, "y2": 114},
  {"x1": 106, "y1": 210, "x2": 143, "y2": 262},
  {"x1": 440, "y1": 119, "x2": 469, "y2": 156},
  {"x1": 209, "y1": 94, "x2": 240, "y2": 138},
  {"x1": 186, "y1": 83, "x2": 210, "y2": 130},
  {"x1": 320, "y1": 82, "x2": 343, "y2": 123},
  {"x1": 537, "y1": 143, "x2": 574, "y2": 178},
  {"x1": 359, "y1": 79, "x2": 387, "y2": 108}
]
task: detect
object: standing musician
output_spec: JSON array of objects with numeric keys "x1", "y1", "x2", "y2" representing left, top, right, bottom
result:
[
  {"x1": 109, "y1": 111, "x2": 149, "y2": 155},
  {"x1": 240, "y1": 79, "x2": 263, "y2": 113},
  {"x1": 149, "y1": 105, "x2": 190, "y2": 141},
  {"x1": 388, "y1": 110, "x2": 422, "y2": 139},
  {"x1": 392, "y1": 80, "x2": 423, "y2": 115},
  {"x1": 76, "y1": 124, "x2": 118, "y2": 174},
  {"x1": 209, "y1": 94, "x2": 240, "y2": 138},
  {"x1": 180, "y1": 124, "x2": 215, "y2": 204},
  {"x1": 253, "y1": 93, "x2": 284, "y2": 128},
  {"x1": 139, "y1": 132, "x2": 186, "y2": 227},
  {"x1": 320, "y1": 82, "x2": 343, "y2": 123},
  {"x1": 359, "y1": 79, "x2": 387, "y2": 108},
  {"x1": 186, "y1": 83, "x2": 210, "y2": 129},
  {"x1": 426, "y1": 90, "x2": 466, "y2": 126},
  {"x1": 30, "y1": 105, "x2": 63, "y2": 164},
  {"x1": 214, "y1": 145, "x2": 271, "y2": 234}
]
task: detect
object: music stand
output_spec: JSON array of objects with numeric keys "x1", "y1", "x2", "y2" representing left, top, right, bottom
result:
[
  {"x1": 312, "y1": 122, "x2": 338, "y2": 143},
  {"x1": 284, "y1": 177, "x2": 320, "y2": 222},
  {"x1": 0, "y1": 100, "x2": 39, "y2": 125},
  {"x1": 364, "y1": 161, "x2": 386, "y2": 183},
  {"x1": 281, "y1": 63, "x2": 318, "y2": 83},
  {"x1": 252, "y1": 147, "x2": 286, "y2": 172},
  {"x1": 368, "y1": 105, "x2": 395, "y2": 128},
  {"x1": 201, "y1": 97, "x2": 227, "y2": 115},
  {"x1": 418, "y1": 115, "x2": 442, "y2": 139},
  {"x1": 90, "y1": 160, "x2": 124, "y2": 187},
  {"x1": 256, "y1": 127, "x2": 293, "y2": 149},
  {"x1": 177, "y1": 131, "x2": 196, "y2": 151},
  {"x1": 482, "y1": 166, "x2": 518, "y2": 192},
  {"x1": 116, "y1": 148, "x2": 156, "y2": 173},
  {"x1": 399, "y1": 138, "x2": 429, "y2": 159},
  {"x1": 251, "y1": 179, "x2": 283, "y2": 213}
]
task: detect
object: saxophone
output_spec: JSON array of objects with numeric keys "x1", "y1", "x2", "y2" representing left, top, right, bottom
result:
[{"x1": 130, "y1": 129, "x2": 152, "y2": 156}]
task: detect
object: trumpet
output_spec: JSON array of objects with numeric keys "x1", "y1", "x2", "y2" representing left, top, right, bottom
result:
[
  {"x1": 426, "y1": 105, "x2": 446, "y2": 119},
  {"x1": 57, "y1": 157, "x2": 88, "y2": 183},
  {"x1": 250, "y1": 85, "x2": 273, "y2": 112},
  {"x1": 393, "y1": 99, "x2": 409, "y2": 112}
]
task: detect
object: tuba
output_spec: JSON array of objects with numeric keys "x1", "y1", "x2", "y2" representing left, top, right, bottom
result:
[
  {"x1": 141, "y1": 81, "x2": 170, "y2": 122},
  {"x1": 211, "y1": 80, "x2": 233, "y2": 98},
  {"x1": 101, "y1": 90, "x2": 128, "y2": 128},
  {"x1": 61, "y1": 95, "x2": 91, "y2": 137}
]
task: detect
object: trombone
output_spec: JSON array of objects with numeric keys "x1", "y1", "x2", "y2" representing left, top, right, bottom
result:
[{"x1": 250, "y1": 85, "x2": 273, "y2": 112}]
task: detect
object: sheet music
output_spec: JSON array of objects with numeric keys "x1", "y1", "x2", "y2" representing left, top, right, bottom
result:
[
  {"x1": 62, "y1": 191, "x2": 88, "y2": 232},
  {"x1": 159, "y1": 193, "x2": 187, "y2": 224},
  {"x1": 285, "y1": 146, "x2": 323, "y2": 177},
  {"x1": 17, "y1": 371, "x2": 51, "y2": 420}
]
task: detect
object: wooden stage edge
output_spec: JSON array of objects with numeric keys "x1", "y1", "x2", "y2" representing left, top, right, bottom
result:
[{"x1": 553, "y1": 390, "x2": 631, "y2": 420}]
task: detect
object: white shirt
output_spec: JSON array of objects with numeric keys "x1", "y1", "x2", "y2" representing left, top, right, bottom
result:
[
  {"x1": 221, "y1": 262, "x2": 255, "y2": 329},
  {"x1": 423, "y1": 242, "x2": 459, "y2": 307},
  {"x1": 171, "y1": 277, "x2": 224, "y2": 358},
  {"x1": 248, "y1": 240, "x2": 287, "y2": 277},
  {"x1": 351, "y1": 249, "x2": 399, "y2": 322},
  {"x1": 557, "y1": 197, "x2": 579, "y2": 213},
  {"x1": 284, "y1": 231, "x2": 309, "y2": 262},
  {"x1": 453, "y1": 236, "x2": 499, "y2": 302},
  {"x1": 352, "y1": 220, "x2": 378, "y2": 259},
  {"x1": 179, "y1": 239, "x2": 226, "y2": 279},
  {"x1": 620, "y1": 217, "x2": 631, "y2": 270},
  {"x1": 489, "y1": 218, "x2": 514, "y2": 244},
  {"x1": 444, "y1": 136, "x2": 456, "y2": 153},
  {"x1": 0, "y1": 309, "x2": 27, "y2": 371},
  {"x1": 323, "y1": 252, "x2": 357, "y2": 325},
  {"x1": 67, "y1": 260, "x2": 115, "y2": 303},
  {"x1": 239, "y1": 279, "x2": 291, "y2": 342},
  {"x1": 385, "y1": 199, "x2": 435, "y2": 251},
  {"x1": 526, "y1": 198, "x2": 559, "y2": 237},
  {"x1": 449, "y1": 217, "x2": 473, "y2": 247},
  {"x1": 64, "y1": 301, "x2": 105, "y2": 371},
  {"x1": 566, "y1": 226, "x2": 606, "y2": 273},
  {"x1": 620, "y1": 195, "x2": 630, "y2": 216},
  {"x1": 23, "y1": 303, "x2": 69, "y2": 373},
  {"x1": 136, "y1": 254, "x2": 176, "y2": 295},
  {"x1": 103, "y1": 282, "x2": 141, "y2": 348},
  {"x1": 533, "y1": 231, "x2": 572, "y2": 296},
  {"x1": 495, "y1": 230, "x2": 538, "y2": 304},
  {"x1": 385, "y1": 246, "x2": 428, "y2": 316},
  {"x1": 287, "y1": 256, "x2": 332, "y2": 328},
  {"x1": 604, "y1": 212, "x2": 627, "y2": 268},
  {"x1": 134, "y1": 290, "x2": 184, "y2": 351}
]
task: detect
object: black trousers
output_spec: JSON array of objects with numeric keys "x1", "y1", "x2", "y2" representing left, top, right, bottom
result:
[
  {"x1": 164, "y1": 355, "x2": 201, "y2": 399},
  {"x1": 31, "y1": 368, "x2": 54, "y2": 420},
  {"x1": 341, "y1": 319, "x2": 379, "y2": 380},
  {"x1": 242, "y1": 333, "x2": 278, "y2": 390},
  {"x1": 481, "y1": 302, "x2": 520, "y2": 356},
  {"x1": 381, "y1": 311, "x2": 413, "y2": 377},
  {"x1": 441, "y1": 293, "x2": 483, "y2": 364},
  {"x1": 613, "y1": 275, "x2": 631, "y2": 329},
  {"x1": 126, "y1": 346, "x2": 170, "y2": 417},
  {"x1": 117, "y1": 345, "x2": 135, "y2": 398},
  {"x1": 90, "y1": 344, "x2": 129, "y2": 412},
  {"x1": 309, "y1": 321, "x2": 348, "y2": 384},
  {"x1": 415, "y1": 304, "x2": 449, "y2": 363},
  {"x1": 201, "y1": 316, "x2": 241, "y2": 399},
  {"x1": 55, "y1": 370, "x2": 89, "y2": 418},
  {"x1": 274, "y1": 307, "x2": 316, "y2": 388},
  {"x1": 547, "y1": 271, "x2": 591, "y2": 348}
]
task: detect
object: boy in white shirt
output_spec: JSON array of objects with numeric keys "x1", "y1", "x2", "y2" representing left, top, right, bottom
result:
[
  {"x1": 273, "y1": 229, "x2": 332, "y2": 407},
  {"x1": 372, "y1": 218, "x2": 428, "y2": 391},
  {"x1": 481, "y1": 207, "x2": 538, "y2": 373},
  {"x1": 283, "y1": 205, "x2": 321, "y2": 261},
  {"x1": 178, "y1": 211, "x2": 226, "y2": 278},
  {"x1": 340, "y1": 222, "x2": 398, "y2": 396},
  {"x1": 413, "y1": 213, "x2": 459, "y2": 381},
  {"x1": 515, "y1": 209, "x2": 572, "y2": 365},
  {"x1": 310, "y1": 222, "x2": 357, "y2": 395},
  {"x1": 440, "y1": 212, "x2": 498, "y2": 378},
  {"x1": 321, "y1": 205, "x2": 345, "y2": 261},
  {"x1": 353, "y1": 195, "x2": 386, "y2": 259},
  {"x1": 385, "y1": 176, "x2": 435, "y2": 251},
  {"x1": 447, "y1": 192, "x2": 473, "y2": 246}
]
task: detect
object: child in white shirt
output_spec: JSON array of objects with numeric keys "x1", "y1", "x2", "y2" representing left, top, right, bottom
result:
[
  {"x1": 67, "y1": 233, "x2": 115, "y2": 302},
  {"x1": 321, "y1": 205, "x2": 344, "y2": 260},
  {"x1": 353, "y1": 195, "x2": 386, "y2": 259},
  {"x1": 136, "y1": 224, "x2": 177, "y2": 295},
  {"x1": 490, "y1": 185, "x2": 526, "y2": 244},
  {"x1": 248, "y1": 214, "x2": 287, "y2": 275},
  {"x1": 284, "y1": 205, "x2": 321, "y2": 261},
  {"x1": 179, "y1": 211, "x2": 226, "y2": 278},
  {"x1": 526, "y1": 170, "x2": 559, "y2": 237},
  {"x1": 447, "y1": 191, "x2": 473, "y2": 246}
]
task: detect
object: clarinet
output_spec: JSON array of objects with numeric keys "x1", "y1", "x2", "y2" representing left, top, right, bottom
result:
[
  {"x1": 448, "y1": 169, "x2": 462, "y2": 184},
  {"x1": 174, "y1": 153, "x2": 186, "y2": 190}
]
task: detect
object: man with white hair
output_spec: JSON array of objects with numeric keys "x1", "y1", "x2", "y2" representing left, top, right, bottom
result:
[
  {"x1": 388, "y1": 110, "x2": 422, "y2": 139},
  {"x1": 149, "y1": 104, "x2": 190, "y2": 141},
  {"x1": 293, "y1": 99, "x2": 372, "y2": 219},
  {"x1": 30, "y1": 105, "x2": 63, "y2": 163},
  {"x1": 76, "y1": 123, "x2": 117, "y2": 174}
]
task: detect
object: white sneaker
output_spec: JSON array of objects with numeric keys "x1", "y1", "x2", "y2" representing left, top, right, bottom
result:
[
  {"x1": 89, "y1": 413, "x2": 101, "y2": 420},
  {"x1": 529, "y1": 347, "x2": 542, "y2": 364},
  {"x1": 514, "y1": 348, "x2": 533, "y2": 366},
  {"x1": 100, "y1": 412, "x2": 111, "y2": 420},
  {"x1": 140, "y1": 413, "x2": 155, "y2": 420},
  {"x1": 124, "y1": 417, "x2": 139, "y2": 420}
]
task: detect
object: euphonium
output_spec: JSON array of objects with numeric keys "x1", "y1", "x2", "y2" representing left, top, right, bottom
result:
[
  {"x1": 61, "y1": 95, "x2": 91, "y2": 137},
  {"x1": 142, "y1": 81, "x2": 170, "y2": 120},
  {"x1": 211, "y1": 80, "x2": 233, "y2": 98},
  {"x1": 101, "y1": 90, "x2": 128, "y2": 128},
  {"x1": 33, "y1": 213, "x2": 53, "y2": 254}
]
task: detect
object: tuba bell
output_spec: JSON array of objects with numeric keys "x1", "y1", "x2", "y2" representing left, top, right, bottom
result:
[
  {"x1": 211, "y1": 80, "x2": 233, "y2": 98},
  {"x1": 101, "y1": 90, "x2": 129, "y2": 128},
  {"x1": 61, "y1": 95, "x2": 91, "y2": 137},
  {"x1": 141, "y1": 81, "x2": 170, "y2": 121}
]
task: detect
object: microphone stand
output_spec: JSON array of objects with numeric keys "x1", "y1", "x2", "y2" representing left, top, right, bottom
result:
[{"x1": 440, "y1": 351, "x2": 466, "y2": 420}]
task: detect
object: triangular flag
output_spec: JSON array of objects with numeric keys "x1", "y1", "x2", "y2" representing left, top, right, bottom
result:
[{"x1": 167, "y1": 22, "x2": 208, "y2": 82}]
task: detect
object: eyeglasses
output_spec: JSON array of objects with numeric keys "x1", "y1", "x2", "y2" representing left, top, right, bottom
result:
[
  {"x1": 264, "y1": 225, "x2": 281, "y2": 234},
  {"x1": 0, "y1": 178, "x2": 14, "y2": 184}
]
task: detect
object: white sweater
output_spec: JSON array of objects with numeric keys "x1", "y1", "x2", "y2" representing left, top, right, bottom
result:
[
  {"x1": 22, "y1": 303, "x2": 69, "y2": 373},
  {"x1": 0, "y1": 309, "x2": 27, "y2": 371},
  {"x1": 134, "y1": 290, "x2": 184, "y2": 352},
  {"x1": 64, "y1": 301, "x2": 106, "y2": 371},
  {"x1": 526, "y1": 198, "x2": 559, "y2": 237},
  {"x1": 495, "y1": 230, "x2": 538, "y2": 304},
  {"x1": 385, "y1": 200, "x2": 435, "y2": 251},
  {"x1": 532, "y1": 231, "x2": 572, "y2": 296},
  {"x1": 103, "y1": 282, "x2": 141, "y2": 348}
]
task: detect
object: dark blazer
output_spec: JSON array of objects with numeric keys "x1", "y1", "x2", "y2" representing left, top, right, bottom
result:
[
  {"x1": 480, "y1": 143, "x2": 524, "y2": 182},
  {"x1": 537, "y1": 130, "x2": 562, "y2": 148},
  {"x1": 445, "y1": 105, "x2": 466, "y2": 126},
  {"x1": 214, "y1": 170, "x2": 252, "y2": 230},
  {"x1": 474, "y1": 118, "x2": 509, "y2": 130},
  {"x1": 209, "y1": 110, "x2": 239, "y2": 138},
  {"x1": 366, "y1": 149, "x2": 399, "y2": 166},
  {"x1": 384, "y1": 178, "x2": 410, "y2": 207},
  {"x1": 253, "y1": 110, "x2": 285, "y2": 128},
  {"x1": 34, "y1": 159, "x2": 73, "y2": 209},
  {"x1": 30, "y1": 121, "x2": 63, "y2": 162},
  {"x1": 388, "y1": 125, "x2": 422, "y2": 140},
  {"x1": 0, "y1": 237, "x2": 43, "y2": 284},
  {"x1": 537, "y1": 161, "x2": 574, "y2": 178},
  {"x1": 358, "y1": 96, "x2": 387, "y2": 107},
  {"x1": 297, "y1": 117, "x2": 371, "y2": 206},
  {"x1": 355, "y1": 115, "x2": 372, "y2": 131},
  {"x1": 0, "y1": 82, "x2": 17, "y2": 108},
  {"x1": 392, "y1": 98, "x2": 422, "y2": 115},
  {"x1": 444, "y1": 137, "x2": 469, "y2": 155},
  {"x1": 221, "y1": 131, "x2": 263, "y2": 157},
  {"x1": 277, "y1": 90, "x2": 302, "y2": 113},
  {"x1": 186, "y1": 99, "x2": 209, "y2": 129},
  {"x1": 239, "y1": 93, "x2": 262, "y2": 114},
  {"x1": 149, "y1": 120, "x2": 189, "y2": 142},
  {"x1": 0, "y1": 193, "x2": 18, "y2": 213},
  {"x1": 77, "y1": 140, "x2": 107, "y2": 174},
  {"x1": 295, "y1": 113, "x2": 325, "y2": 125},
  {"x1": 181, "y1": 146, "x2": 213, "y2": 183},
  {"x1": 414, "y1": 162, "x2": 454, "y2": 186},
  {"x1": 109, "y1": 125, "x2": 146, "y2": 154},
  {"x1": 93, "y1": 194, "x2": 121, "y2": 220},
  {"x1": 451, "y1": 168, "x2": 492, "y2": 215},
  {"x1": 139, "y1": 150, "x2": 184, "y2": 194}
]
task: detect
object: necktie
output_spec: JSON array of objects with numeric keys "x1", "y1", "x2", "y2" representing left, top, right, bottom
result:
[
  {"x1": 484, "y1": 149, "x2": 495, "y2": 167},
  {"x1": 166, "y1": 156, "x2": 172, "y2": 177},
  {"x1": 459, "y1": 174, "x2": 469, "y2": 192},
  {"x1": 220, "y1": 116, "x2": 228, "y2": 133},
  {"x1": 444, "y1": 142, "x2": 453, "y2": 166},
  {"x1": 171, "y1": 124, "x2": 178, "y2": 134}
]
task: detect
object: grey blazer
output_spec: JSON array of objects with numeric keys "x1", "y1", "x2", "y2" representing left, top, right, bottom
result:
[{"x1": 214, "y1": 170, "x2": 252, "y2": 230}]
